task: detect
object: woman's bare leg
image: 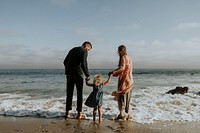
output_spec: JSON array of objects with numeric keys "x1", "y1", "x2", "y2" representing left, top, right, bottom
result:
[{"x1": 118, "y1": 100, "x2": 123, "y2": 116}]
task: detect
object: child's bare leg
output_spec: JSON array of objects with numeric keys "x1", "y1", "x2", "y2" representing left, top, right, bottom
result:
[
  {"x1": 93, "y1": 107, "x2": 97, "y2": 121},
  {"x1": 98, "y1": 106, "x2": 102, "y2": 122}
]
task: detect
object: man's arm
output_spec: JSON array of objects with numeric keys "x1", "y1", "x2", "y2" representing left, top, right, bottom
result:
[
  {"x1": 63, "y1": 54, "x2": 69, "y2": 66},
  {"x1": 81, "y1": 49, "x2": 90, "y2": 77},
  {"x1": 85, "y1": 78, "x2": 93, "y2": 87},
  {"x1": 63, "y1": 52, "x2": 70, "y2": 75}
]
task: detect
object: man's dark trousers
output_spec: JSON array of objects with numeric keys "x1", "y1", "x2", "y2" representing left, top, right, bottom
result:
[{"x1": 66, "y1": 74, "x2": 83, "y2": 112}]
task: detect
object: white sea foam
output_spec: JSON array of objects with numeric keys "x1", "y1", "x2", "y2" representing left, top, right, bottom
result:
[
  {"x1": 1, "y1": 69, "x2": 200, "y2": 124},
  {"x1": 132, "y1": 86, "x2": 200, "y2": 124},
  {"x1": 0, "y1": 85, "x2": 200, "y2": 124}
]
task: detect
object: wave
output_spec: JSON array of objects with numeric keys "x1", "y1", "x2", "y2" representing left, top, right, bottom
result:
[
  {"x1": 1, "y1": 69, "x2": 200, "y2": 124},
  {"x1": 1, "y1": 86, "x2": 200, "y2": 124}
]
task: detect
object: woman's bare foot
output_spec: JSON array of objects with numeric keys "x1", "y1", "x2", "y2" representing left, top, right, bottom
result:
[
  {"x1": 126, "y1": 114, "x2": 133, "y2": 120},
  {"x1": 115, "y1": 114, "x2": 124, "y2": 120}
]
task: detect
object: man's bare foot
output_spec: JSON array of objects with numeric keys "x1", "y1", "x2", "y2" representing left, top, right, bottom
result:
[
  {"x1": 76, "y1": 112, "x2": 86, "y2": 119},
  {"x1": 65, "y1": 112, "x2": 70, "y2": 120}
]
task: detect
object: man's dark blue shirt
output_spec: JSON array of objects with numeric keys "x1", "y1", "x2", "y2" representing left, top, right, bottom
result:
[{"x1": 63, "y1": 46, "x2": 90, "y2": 77}]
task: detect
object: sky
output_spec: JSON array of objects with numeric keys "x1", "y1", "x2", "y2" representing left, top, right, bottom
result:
[{"x1": 0, "y1": 0, "x2": 200, "y2": 69}]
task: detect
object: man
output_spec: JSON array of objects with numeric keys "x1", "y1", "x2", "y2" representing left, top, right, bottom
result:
[{"x1": 63, "y1": 41, "x2": 92, "y2": 119}]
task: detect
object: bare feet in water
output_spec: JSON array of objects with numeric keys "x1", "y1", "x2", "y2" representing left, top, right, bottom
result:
[
  {"x1": 76, "y1": 112, "x2": 86, "y2": 119},
  {"x1": 115, "y1": 114, "x2": 124, "y2": 120},
  {"x1": 65, "y1": 112, "x2": 70, "y2": 120}
]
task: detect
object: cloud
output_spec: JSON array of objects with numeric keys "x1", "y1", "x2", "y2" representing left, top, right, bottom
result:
[
  {"x1": 88, "y1": 49, "x2": 118, "y2": 69},
  {"x1": 0, "y1": 43, "x2": 25, "y2": 55},
  {"x1": 121, "y1": 38, "x2": 200, "y2": 69},
  {"x1": 175, "y1": 22, "x2": 200, "y2": 30},
  {"x1": 0, "y1": 43, "x2": 66, "y2": 69},
  {"x1": 75, "y1": 27, "x2": 104, "y2": 43},
  {"x1": 0, "y1": 29, "x2": 22, "y2": 38},
  {"x1": 125, "y1": 37, "x2": 200, "y2": 55},
  {"x1": 1, "y1": 37, "x2": 200, "y2": 69}
]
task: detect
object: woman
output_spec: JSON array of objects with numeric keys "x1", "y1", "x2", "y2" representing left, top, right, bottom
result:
[{"x1": 109, "y1": 45, "x2": 133, "y2": 119}]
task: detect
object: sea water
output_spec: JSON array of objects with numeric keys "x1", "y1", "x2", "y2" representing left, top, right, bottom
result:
[{"x1": 0, "y1": 69, "x2": 200, "y2": 124}]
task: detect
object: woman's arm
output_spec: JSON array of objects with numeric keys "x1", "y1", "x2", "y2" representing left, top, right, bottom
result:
[
  {"x1": 109, "y1": 56, "x2": 126, "y2": 77},
  {"x1": 121, "y1": 84, "x2": 133, "y2": 94}
]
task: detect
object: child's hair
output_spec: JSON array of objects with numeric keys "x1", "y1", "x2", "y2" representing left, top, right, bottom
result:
[{"x1": 93, "y1": 74, "x2": 103, "y2": 86}]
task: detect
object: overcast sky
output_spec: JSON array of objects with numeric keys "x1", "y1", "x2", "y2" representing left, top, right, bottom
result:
[{"x1": 0, "y1": 0, "x2": 200, "y2": 69}]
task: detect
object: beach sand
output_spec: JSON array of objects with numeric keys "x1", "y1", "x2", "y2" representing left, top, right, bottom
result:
[{"x1": 0, "y1": 116, "x2": 199, "y2": 133}]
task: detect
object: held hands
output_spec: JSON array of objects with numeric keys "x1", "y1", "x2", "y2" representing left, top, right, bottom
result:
[
  {"x1": 85, "y1": 77, "x2": 90, "y2": 82},
  {"x1": 108, "y1": 71, "x2": 113, "y2": 76},
  {"x1": 85, "y1": 77, "x2": 90, "y2": 86},
  {"x1": 109, "y1": 73, "x2": 113, "y2": 78},
  {"x1": 85, "y1": 77, "x2": 93, "y2": 86}
]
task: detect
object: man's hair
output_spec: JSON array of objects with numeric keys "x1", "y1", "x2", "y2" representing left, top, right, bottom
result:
[{"x1": 82, "y1": 41, "x2": 92, "y2": 49}]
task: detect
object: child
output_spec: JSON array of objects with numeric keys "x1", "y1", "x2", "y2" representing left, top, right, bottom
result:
[{"x1": 85, "y1": 74, "x2": 112, "y2": 122}]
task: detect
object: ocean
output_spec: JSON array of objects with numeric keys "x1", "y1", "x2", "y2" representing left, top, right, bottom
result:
[{"x1": 0, "y1": 69, "x2": 200, "y2": 124}]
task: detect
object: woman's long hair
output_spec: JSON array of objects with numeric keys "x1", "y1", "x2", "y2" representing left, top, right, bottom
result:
[{"x1": 118, "y1": 45, "x2": 127, "y2": 67}]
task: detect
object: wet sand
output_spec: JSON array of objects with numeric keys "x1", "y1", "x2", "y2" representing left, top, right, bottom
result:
[{"x1": 0, "y1": 116, "x2": 199, "y2": 133}]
